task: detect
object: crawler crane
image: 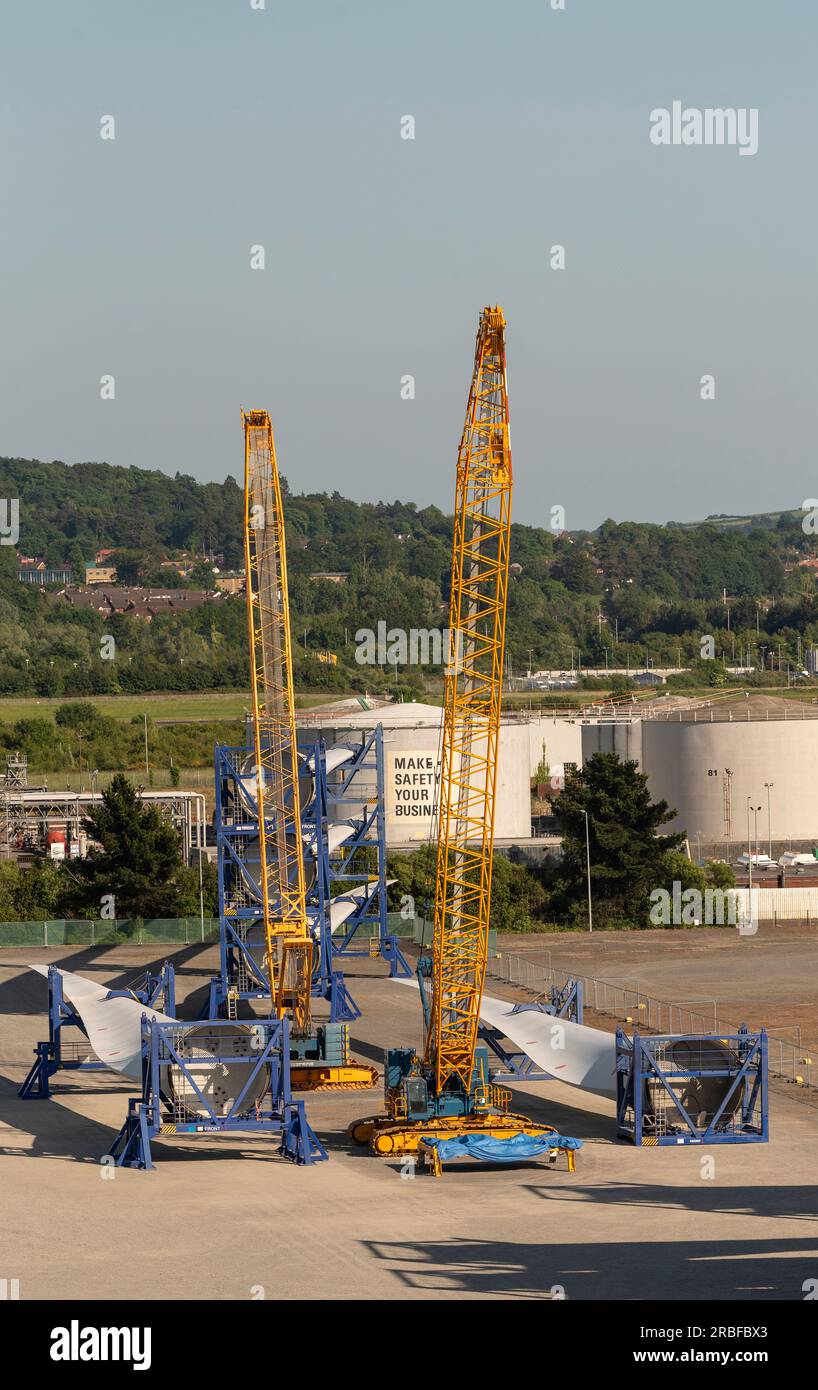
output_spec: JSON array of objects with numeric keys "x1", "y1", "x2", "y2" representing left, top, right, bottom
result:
[
  {"x1": 242, "y1": 410, "x2": 377, "y2": 1091},
  {"x1": 350, "y1": 309, "x2": 557, "y2": 1155}
]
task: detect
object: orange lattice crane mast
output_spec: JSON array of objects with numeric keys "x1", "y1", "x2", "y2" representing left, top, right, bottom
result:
[
  {"x1": 242, "y1": 410, "x2": 313, "y2": 1034},
  {"x1": 426, "y1": 304, "x2": 512, "y2": 1095},
  {"x1": 241, "y1": 411, "x2": 378, "y2": 1093},
  {"x1": 350, "y1": 308, "x2": 559, "y2": 1159}
]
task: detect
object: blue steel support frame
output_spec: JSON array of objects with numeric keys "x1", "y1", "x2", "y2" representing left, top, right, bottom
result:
[
  {"x1": 615, "y1": 1027, "x2": 769, "y2": 1146},
  {"x1": 107, "y1": 1017, "x2": 328, "y2": 1169},
  {"x1": 211, "y1": 727, "x2": 407, "y2": 1022},
  {"x1": 212, "y1": 741, "x2": 358, "y2": 1017},
  {"x1": 212, "y1": 743, "x2": 271, "y2": 1010},
  {"x1": 306, "y1": 741, "x2": 361, "y2": 1021},
  {"x1": 19, "y1": 962, "x2": 176, "y2": 1099},
  {"x1": 312, "y1": 726, "x2": 410, "y2": 982},
  {"x1": 107, "y1": 963, "x2": 175, "y2": 1015},
  {"x1": 479, "y1": 980, "x2": 584, "y2": 1083}
]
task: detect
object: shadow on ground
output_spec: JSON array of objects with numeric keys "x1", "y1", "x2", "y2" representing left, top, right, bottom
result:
[
  {"x1": 0, "y1": 1074, "x2": 125, "y2": 1165},
  {"x1": 0, "y1": 1073, "x2": 312, "y2": 1168},
  {"x1": 362, "y1": 1230, "x2": 818, "y2": 1300},
  {"x1": 0, "y1": 944, "x2": 218, "y2": 1017},
  {"x1": 525, "y1": 1178, "x2": 818, "y2": 1222}
]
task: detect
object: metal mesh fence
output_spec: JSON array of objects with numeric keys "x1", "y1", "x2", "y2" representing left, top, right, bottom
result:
[
  {"x1": 0, "y1": 918, "x2": 220, "y2": 946},
  {"x1": 0, "y1": 915, "x2": 419, "y2": 947},
  {"x1": 487, "y1": 949, "x2": 816, "y2": 1090}
]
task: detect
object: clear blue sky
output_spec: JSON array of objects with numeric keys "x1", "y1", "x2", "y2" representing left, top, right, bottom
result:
[{"x1": 1, "y1": 1, "x2": 816, "y2": 529}]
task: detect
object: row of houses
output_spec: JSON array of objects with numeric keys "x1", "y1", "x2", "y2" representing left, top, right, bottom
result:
[
  {"x1": 55, "y1": 587, "x2": 216, "y2": 620},
  {"x1": 16, "y1": 557, "x2": 73, "y2": 586},
  {"x1": 17, "y1": 546, "x2": 243, "y2": 587}
]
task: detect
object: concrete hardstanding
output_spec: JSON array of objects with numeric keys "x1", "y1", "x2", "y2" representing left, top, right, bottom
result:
[{"x1": 1, "y1": 944, "x2": 816, "y2": 1301}]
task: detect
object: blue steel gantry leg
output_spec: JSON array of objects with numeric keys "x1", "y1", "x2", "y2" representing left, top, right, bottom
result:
[
  {"x1": 19, "y1": 967, "x2": 107, "y2": 1099},
  {"x1": 328, "y1": 972, "x2": 361, "y2": 1023},
  {"x1": 280, "y1": 1100, "x2": 329, "y2": 1165},
  {"x1": 109, "y1": 1017, "x2": 330, "y2": 1169},
  {"x1": 615, "y1": 1027, "x2": 768, "y2": 1145},
  {"x1": 107, "y1": 1016, "x2": 155, "y2": 1169},
  {"x1": 18, "y1": 1041, "x2": 55, "y2": 1099},
  {"x1": 108, "y1": 1099, "x2": 156, "y2": 1171}
]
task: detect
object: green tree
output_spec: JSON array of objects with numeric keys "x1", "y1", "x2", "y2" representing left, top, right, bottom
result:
[
  {"x1": 691, "y1": 657, "x2": 727, "y2": 687},
  {"x1": 386, "y1": 844, "x2": 548, "y2": 934},
  {"x1": 0, "y1": 861, "x2": 66, "y2": 921},
  {"x1": 62, "y1": 773, "x2": 190, "y2": 917},
  {"x1": 386, "y1": 843, "x2": 436, "y2": 926},
  {"x1": 188, "y1": 560, "x2": 216, "y2": 587},
  {"x1": 68, "y1": 543, "x2": 88, "y2": 578},
  {"x1": 551, "y1": 545, "x2": 601, "y2": 594},
  {"x1": 170, "y1": 861, "x2": 218, "y2": 916},
  {"x1": 487, "y1": 854, "x2": 549, "y2": 932},
  {"x1": 0, "y1": 862, "x2": 22, "y2": 921},
  {"x1": 55, "y1": 701, "x2": 102, "y2": 732},
  {"x1": 551, "y1": 753, "x2": 685, "y2": 928},
  {"x1": 660, "y1": 849, "x2": 707, "y2": 895},
  {"x1": 704, "y1": 859, "x2": 736, "y2": 889}
]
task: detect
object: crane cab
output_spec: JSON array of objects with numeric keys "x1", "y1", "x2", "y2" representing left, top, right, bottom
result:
[{"x1": 384, "y1": 1044, "x2": 499, "y2": 1123}]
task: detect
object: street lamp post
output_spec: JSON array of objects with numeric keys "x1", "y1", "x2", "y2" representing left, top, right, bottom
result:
[
  {"x1": 583, "y1": 809, "x2": 593, "y2": 934},
  {"x1": 747, "y1": 800, "x2": 762, "y2": 907},
  {"x1": 763, "y1": 782, "x2": 774, "y2": 860}
]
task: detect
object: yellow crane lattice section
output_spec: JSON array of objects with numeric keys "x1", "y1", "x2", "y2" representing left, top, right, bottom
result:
[
  {"x1": 425, "y1": 306, "x2": 513, "y2": 1094},
  {"x1": 242, "y1": 410, "x2": 312, "y2": 1034}
]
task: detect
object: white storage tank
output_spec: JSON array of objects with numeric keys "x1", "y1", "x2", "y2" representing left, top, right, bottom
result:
[
  {"x1": 640, "y1": 705, "x2": 818, "y2": 844},
  {"x1": 525, "y1": 715, "x2": 583, "y2": 784},
  {"x1": 298, "y1": 701, "x2": 532, "y2": 848},
  {"x1": 581, "y1": 717, "x2": 643, "y2": 768}
]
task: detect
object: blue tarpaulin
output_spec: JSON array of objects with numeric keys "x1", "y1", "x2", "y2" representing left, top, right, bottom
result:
[{"x1": 419, "y1": 1133, "x2": 583, "y2": 1164}]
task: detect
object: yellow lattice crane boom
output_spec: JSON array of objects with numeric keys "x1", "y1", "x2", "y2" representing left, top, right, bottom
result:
[
  {"x1": 350, "y1": 308, "x2": 563, "y2": 1161},
  {"x1": 242, "y1": 410, "x2": 312, "y2": 1035},
  {"x1": 426, "y1": 304, "x2": 512, "y2": 1094}
]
